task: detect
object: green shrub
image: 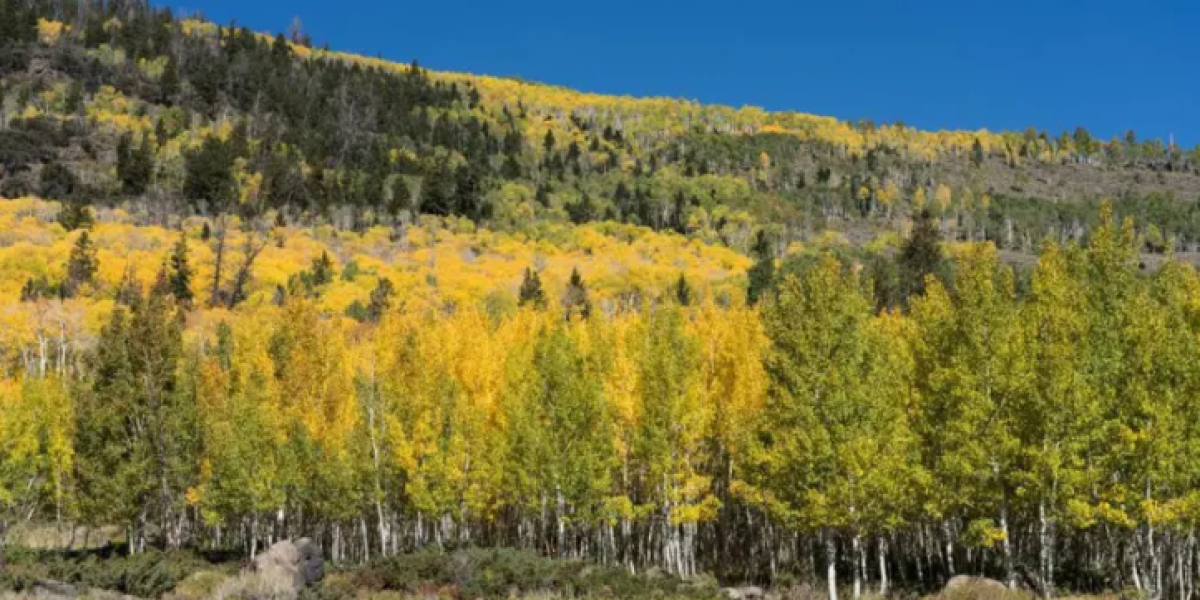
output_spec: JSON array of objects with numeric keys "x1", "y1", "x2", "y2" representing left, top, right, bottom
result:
[
  {"x1": 0, "y1": 546, "x2": 236, "y2": 598},
  {"x1": 326, "y1": 547, "x2": 720, "y2": 600}
]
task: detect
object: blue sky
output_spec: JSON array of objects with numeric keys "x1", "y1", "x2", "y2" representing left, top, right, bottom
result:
[{"x1": 153, "y1": 1, "x2": 1199, "y2": 146}]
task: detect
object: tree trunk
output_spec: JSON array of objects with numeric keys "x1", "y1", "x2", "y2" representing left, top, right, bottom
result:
[
  {"x1": 852, "y1": 533, "x2": 862, "y2": 599},
  {"x1": 826, "y1": 533, "x2": 838, "y2": 600},
  {"x1": 878, "y1": 537, "x2": 889, "y2": 596}
]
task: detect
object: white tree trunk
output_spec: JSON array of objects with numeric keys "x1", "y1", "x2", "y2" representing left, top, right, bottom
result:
[{"x1": 826, "y1": 534, "x2": 838, "y2": 600}]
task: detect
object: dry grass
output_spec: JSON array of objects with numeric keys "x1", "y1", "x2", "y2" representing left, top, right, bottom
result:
[
  {"x1": 0, "y1": 590, "x2": 132, "y2": 600},
  {"x1": 207, "y1": 569, "x2": 301, "y2": 600},
  {"x1": 165, "y1": 571, "x2": 234, "y2": 600},
  {"x1": 4, "y1": 523, "x2": 122, "y2": 551}
]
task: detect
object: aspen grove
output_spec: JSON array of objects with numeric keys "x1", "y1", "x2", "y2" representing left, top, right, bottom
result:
[{"x1": 0, "y1": 201, "x2": 1197, "y2": 599}]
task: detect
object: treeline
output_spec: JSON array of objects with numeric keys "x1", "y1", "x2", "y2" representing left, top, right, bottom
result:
[{"x1": 4, "y1": 204, "x2": 1200, "y2": 600}]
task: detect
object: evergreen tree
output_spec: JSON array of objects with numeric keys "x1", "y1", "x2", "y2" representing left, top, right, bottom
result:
[
  {"x1": 898, "y1": 209, "x2": 945, "y2": 303},
  {"x1": 64, "y1": 231, "x2": 99, "y2": 297},
  {"x1": 116, "y1": 132, "x2": 155, "y2": 196},
  {"x1": 366, "y1": 277, "x2": 394, "y2": 323},
  {"x1": 518, "y1": 267, "x2": 547, "y2": 309},
  {"x1": 310, "y1": 251, "x2": 335, "y2": 287},
  {"x1": 57, "y1": 198, "x2": 94, "y2": 231},
  {"x1": 168, "y1": 233, "x2": 194, "y2": 307},
  {"x1": 419, "y1": 161, "x2": 455, "y2": 216},
  {"x1": 535, "y1": 183, "x2": 552, "y2": 208},
  {"x1": 159, "y1": 54, "x2": 180, "y2": 104},
  {"x1": 563, "y1": 268, "x2": 592, "y2": 320},
  {"x1": 75, "y1": 280, "x2": 192, "y2": 550},
  {"x1": 453, "y1": 164, "x2": 483, "y2": 219},
  {"x1": 389, "y1": 176, "x2": 412, "y2": 215},
  {"x1": 40, "y1": 162, "x2": 78, "y2": 199},
  {"x1": 114, "y1": 266, "x2": 143, "y2": 307},
  {"x1": 675, "y1": 272, "x2": 694, "y2": 306},
  {"x1": 64, "y1": 81, "x2": 84, "y2": 114},
  {"x1": 183, "y1": 136, "x2": 237, "y2": 211},
  {"x1": 566, "y1": 193, "x2": 595, "y2": 225},
  {"x1": 746, "y1": 230, "x2": 776, "y2": 305}
]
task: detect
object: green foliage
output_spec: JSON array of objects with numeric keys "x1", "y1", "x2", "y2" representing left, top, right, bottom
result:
[
  {"x1": 73, "y1": 283, "x2": 194, "y2": 546},
  {"x1": 39, "y1": 162, "x2": 79, "y2": 200},
  {"x1": 116, "y1": 133, "x2": 155, "y2": 196},
  {"x1": 332, "y1": 548, "x2": 719, "y2": 600},
  {"x1": 518, "y1": 267, "x2": 547, "y2": 309},
  {"x1": 169, "y1": 233, "x2": 194, "y2": 306},
  {"x1": 746, "y1": 230, "x2": 776, "y2": 305},
  {"x1": 0, "y1": 547, "x2": 231, "y2": 598},
  {"x1": 675, "y1": 272, "x2": 694, "y2": 306},
  {"x1": 898, "y1": 209, "x2": 946, "y2": 303},
  {"x1": 57, "y1": 198, "x2": 94, "y2": 231},
  {"x1": 183, "y1": 135, "x2": 238, "y2": 211},
  {"x1": 563, "y1": 267, "x2": 592, "y2": 319},
  {"x1": 63, "y1": 230, "x2": 99, "y2": 297}
]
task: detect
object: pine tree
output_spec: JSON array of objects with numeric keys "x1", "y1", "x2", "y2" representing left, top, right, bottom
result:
[
  {"x1": 75, "y1": 279, "x2": 190, "y2": 551},
  {"x1": 366, "y1": 277, "x2": 394, "y2": 323},
  {"x1": 746, "y1": 230, "x2": 776, "y2": 305},
  {"x1": 57, "y1": 198, "x2": 93, "y2": 231},
  {"x1": 183, "y1": 136, "x2": 237, "y2": 211},
  {"x1": 419, "y1": 161, "x2": 455, "y2": 216},
  {"x1": 899, "y1": 209, "x2": 944, "y2": 302},
  {"x1": 168, "y1": 233, "x2": 194, "y2": 307},
  {"x1": 40, "y1": 162, "x2": 79, "y2": 199},
  {"x1": 114, "y1": 265, "x2": 143, "y2": 307},
  {"x1": 116, "y1": 133, "x2": 133, "y2": 191},
  {"x1": 535, "y1": 183, "x2": 552, "y2": 208},
  {"x1": 518, "y1": 267, "x2": 547, "y2": 309},
  {"x1": 675, "y1": 273, "x2": 694, "y2": 306},
  {"x1": 159, "y1": 54, "x2": 180, "y2": 104},
  {"x1": 389, "y1": 177, "x2": 412, "y2": 215},
  {"x1": 311, "y1": 251, "x2": 335, "y2": 287},
  {"x1": 563, "y1": 268, "x2": 592, "y2": 320},
  {"x1": 64, "y1": 231, "x2": 99, "y2": 297}
]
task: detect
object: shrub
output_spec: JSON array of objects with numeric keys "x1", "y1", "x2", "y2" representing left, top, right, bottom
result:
[
  {"x1": 0, "y1": 546, "x2": 236, "y2": 598},
  {"x1": 327, "y1": 547, "x2": 721, "y2": 600}
]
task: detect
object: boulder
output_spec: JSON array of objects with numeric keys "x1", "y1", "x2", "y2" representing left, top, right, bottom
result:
[
  {"x1": 739, "y1": 585, "x2": 765, "y2": 600},
  {"x1": 944, "y1": 575, "x2": 1009, "y2": 594},
  {"x1": 251, "y1": 538, "x2": 325, "y2": 591},
  {"x1": 721, "y1": 585, "x2": 764, "y2": 600},
  {"x1": 32, "y1": 579, "x2": 80, "y2": 598}
]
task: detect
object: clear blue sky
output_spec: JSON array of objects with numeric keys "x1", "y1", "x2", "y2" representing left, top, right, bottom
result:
[{"x1": 153, "y1": 1, "x2": 1199, "y2": 147}]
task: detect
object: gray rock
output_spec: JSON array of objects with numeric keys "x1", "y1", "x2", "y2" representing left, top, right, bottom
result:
[
  {"x1": 32, "y1": 579, "x2": 79, "y2": 598},
  {"x1": 945, "y1": 575, "x2": 1009, "y2": 593},
  {"x1": 251, "y1": 537, "x2": 325, "y2": 591},
  {"x1": 739, "y1": 586, "x2": 765, "y2": 600},
  {"x1": 721, "y1": 585, "x2": 764, "y2": 600}
]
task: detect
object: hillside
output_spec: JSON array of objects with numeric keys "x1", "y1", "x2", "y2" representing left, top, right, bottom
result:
[{"x1": 3, "y1": 0, "x2": 1200, "y2": 258}]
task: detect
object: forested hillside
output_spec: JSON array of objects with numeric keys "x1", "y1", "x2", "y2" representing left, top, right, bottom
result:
[
  {"x1": 3, "y1": 0, "x2": 1200, "y2": 254},
  {"x1": 5, "y1": 2, "x2": 1200, "y2": 599}
]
